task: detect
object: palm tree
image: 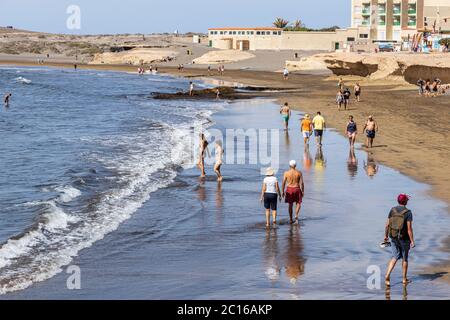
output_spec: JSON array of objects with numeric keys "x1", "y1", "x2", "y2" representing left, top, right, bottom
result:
[
  {"x1": 293, "y1": 19, "x2": 305, "y2": 29},
  {"x1": 273, "y1": 18, "x2": 289, "y2": 29}
]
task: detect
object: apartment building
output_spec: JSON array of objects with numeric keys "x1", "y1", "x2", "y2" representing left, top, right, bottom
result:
[{"x1": 352, "y1": 0, "x2": 450, "y2": 41}]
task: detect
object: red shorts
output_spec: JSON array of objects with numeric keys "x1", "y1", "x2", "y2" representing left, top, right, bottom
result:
[{"x1": 285, "y1": 186, "x2": 302, "y2": 204}]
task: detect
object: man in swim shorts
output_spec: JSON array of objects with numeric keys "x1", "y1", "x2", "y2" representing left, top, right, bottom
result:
[
  {"x1": 3, "y1": 93, "x2": 12, "y2": 107},
  {"x1": 282, "y1": 160, "x2": 304, "y2": 224},
  {"x1": 312, "y1": 111, "x2": 326, "y2": 146},
  {"x1": 280, "y1": 102, "x2": 291, "y2": 130},
  {"x1": 300, "y1": 114, "x2": 313, "y2": 145},
  {"x1": 363, "y1": 115, "x2": 378, "y2": 148}
]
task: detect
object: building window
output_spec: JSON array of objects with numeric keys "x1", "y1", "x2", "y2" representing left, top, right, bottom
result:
[
  {"x1": 408, "y1": 16, "x2": 416, "y2": 26},
  {"x1": 359, "y1": 33, "x2": 369, "y2": 39},
  {"x1": 393, "y1": 16, "x2": 401, "y2": 26},
  {"x1": 362, "y1": 3, "x2": 370, "y2": 15},
  {"x1": 379, "y1": 16, "x2": 386, "y2": 26},
  {"x1": 233, "y1": 31, "x2": 236, "y2": 35},
  {"x1": 393, "y1": 3, "x2": 401, "y2": 15},
  {"x1": 256, "y1": 31, "x2": 261, "y2": 35},
  {"x1": 378, "y1": 3, "x2": 386, "y2": 15},
  {"x1": 347, "y1": 37, "x2": 356, "y2": 42},
  {"x1": 220, "y1": 31, "x2": 223, "y2": 35},
  {"x1": 408, "y1": 3, "x2": 416, "y2": 15},
  {"x1": 278, "y1": 31, "x2": 281, "y2": 35}
]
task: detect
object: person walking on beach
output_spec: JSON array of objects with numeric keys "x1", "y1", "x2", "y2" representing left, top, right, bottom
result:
[
  {"x1": 283, "y1": 67, "x2": 289, "y2": 80},
  {"x1": 363, "y1": 115, "x2": 378, "y2": 148},
  {"x1": 354, "y1": 83, "x2": 361, "y2": 102},
  {"x1": 343, "y1": 87, "x2": 351, "y2": 110},
  {"x1": 260, "y1": 167, "x2": 282, "y2": 228},
  {"x1": 336, "y1": 90, "x2": 344, "y2": 111},
  {"x1": 3, "y1": 93, "x2": 12, "y2": 107},
  {"x1": 383, "y1": 194, "x2": 415, "y2": 287},
  {"x1": 207, "y1": 65, "x2": 211, "y2": 75},
  {"x1": 189, "y1": 82, "x2": 194, "y2": 96},
  {"x1": 338, "y1": 77, "x2": 344, "y2": 91},
  {"x1": 280, "y1": 102, "x2": 291, "y2": 131},
  {"x1": 312, "y1": 111, "x2": 326, "y2": 146},
  {"x1": 215, "y1": 88, "x2": 221, "y2": 100},
  {"x1": 300, "y1": 114, "x2": 313, "y2": 145},
  {"x1": 197, "y1": 133, "x2": 209, "y2": 177},
  {"x1": 346, "y1": 115, "x2": 358, "y2": 148},
  {"x1": 214, "y1": 140, "x2": 224, "y2": 182},
  {"x1": 282, "y1": 160, "x2": 304, "y2": 224}
]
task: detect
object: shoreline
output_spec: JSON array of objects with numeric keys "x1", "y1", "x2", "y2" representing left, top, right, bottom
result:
[{"x1": 2, "y1": 59, "x2": 448, "y2": 210}]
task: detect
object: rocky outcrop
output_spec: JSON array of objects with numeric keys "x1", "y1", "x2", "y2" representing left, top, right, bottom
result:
[{"x1": 308, "y1": 52, "x2": 450, "y2": 84}]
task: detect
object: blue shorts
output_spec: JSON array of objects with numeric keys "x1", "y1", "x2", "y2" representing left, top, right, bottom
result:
[
  {"x1": 366, "y1": 130, "x2": 376, "y2": 138},
  {"x1": 390, "y1": 238, "x2": 411, "y2": 262}
]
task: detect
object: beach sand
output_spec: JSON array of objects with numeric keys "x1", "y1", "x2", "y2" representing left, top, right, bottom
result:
[{"x1": 2, "y1": 59, "x2": 450, "y2": 286}]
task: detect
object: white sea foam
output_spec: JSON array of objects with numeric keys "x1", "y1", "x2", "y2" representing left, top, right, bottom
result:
[
  {"x1": 55, "y1": 186, "x2": 82, "y2": 203},
  {"x1": 14, "y1": 76, "x2": 32, "y2": 84}
]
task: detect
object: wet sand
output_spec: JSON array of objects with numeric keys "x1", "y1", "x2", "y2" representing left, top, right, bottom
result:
[
  {"x1": 2, "y1": 60, "x2": 450, "y2": 286},
  {"x1": 3, "y1": 100, "x2": 450, "y2": 299}
]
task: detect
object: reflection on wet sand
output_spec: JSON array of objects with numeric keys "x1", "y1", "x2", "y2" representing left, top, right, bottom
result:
[
  {"x1": 385, "y1": 285, "x2": 408, "y2": 301},
  {"x1": 364, "y1": 153, "x2": 379, "y2": 178},
  {"x1": 263, "y1": 226, "x2": 306, "y2": 284},
  {"x1": 215, "y1": 181, "x2": 224, "y2": 224},
  {"x1": 284, "y1": 226, "x2": 306, "y2": 284},
  {"x1": 197, "y1": 178, "x2": 207, "y2": 202},
  {"x1": 302, "y1": 145, "x2": 313, "y2": 172},
  {"x1": 264, "y1": 228, "x2": 281, "y2": 282},
  {"x1": 284, "y1": 130, "x2": 290, "y2": 148},
  {"x1": 313, "y1": 146, "x2": 326, "y2": 189},
  {"x1": 347, "y1": 148, "x2": 358, "y2": 179}
]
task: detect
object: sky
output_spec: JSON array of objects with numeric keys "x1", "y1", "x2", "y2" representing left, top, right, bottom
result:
[{"x1": 0, "y1": 0, "x2": 351, "y2": 34}]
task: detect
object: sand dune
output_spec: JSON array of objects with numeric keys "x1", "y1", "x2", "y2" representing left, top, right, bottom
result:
[
  {"x1": 89, "y1": 48, "x2": 178, "y2": 65},
  {"x1": 192, "y1": 50, "x2": 255, "y2": 65}
]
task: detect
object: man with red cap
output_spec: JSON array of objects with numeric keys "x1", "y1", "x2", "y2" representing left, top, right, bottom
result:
[{"x1": 383, "y1": 194, "x2": 415, "y2": 287}]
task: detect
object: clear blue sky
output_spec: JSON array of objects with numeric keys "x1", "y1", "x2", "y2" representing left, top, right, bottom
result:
[{"x1": 0, "y1": 0, "x2": 351, "y2": 34}]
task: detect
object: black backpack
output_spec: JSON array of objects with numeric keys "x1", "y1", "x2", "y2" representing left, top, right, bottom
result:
[{"x1": 388, "y1": 207, "x2": 409, "y2": 239}]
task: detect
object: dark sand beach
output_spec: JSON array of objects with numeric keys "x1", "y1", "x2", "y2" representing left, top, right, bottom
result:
[{"x1": 3, "y1": 98, "x2": 450, "y2": 299}]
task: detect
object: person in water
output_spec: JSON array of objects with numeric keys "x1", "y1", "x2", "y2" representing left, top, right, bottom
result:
[
  {"x1": 280, "y1": 102, "x2": 291, "y2": 130},
  {"x1": 214, "y1": 140, "x2": 224, "y2": 182},
  {"x1": 260, "y1": 167, "x2": 282, "y2": 228},
  {"x1": 346, "y1": 115, "x2": 358, "y2": 148},
  {"x1": 282, "y1": 160, "x2": 304, "y2": 224},
  {"x1": 189, "y1": 82, "x2": 194, "y2": 96},
  {"x1": 197, "y1": 133, "x2": 209, "y2": 177},
  {"x1": 383, "y1": 194, "x2": 415, "y2": 287},
  {"x1": 363, "y1": 115, "x2": 378, "y2": 148},
  {"x1": 3, "y1": 93, "x2": 12, "y2": 107},
  {"x1": 300, "y1": 114, "x2": 313, "y2": 145}
]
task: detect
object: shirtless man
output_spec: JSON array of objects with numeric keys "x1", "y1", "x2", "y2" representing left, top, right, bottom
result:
[
  {"x1": 282, "y1": 160, "x2": 305, "y2": 224},
  {"x1": 280, "y1": 102, "x2": 291, "y2": 130},
  {"x1": 363, "y1": 115, "x2": 378, "y2": 148},
  {"x1": 3, "y1": 93, "x2": 11, "y2": 107}
]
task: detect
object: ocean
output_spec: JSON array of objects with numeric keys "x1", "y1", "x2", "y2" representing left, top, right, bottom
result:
[{"x1": 1, "y1": 66, "x2": 450, "y2": 299}]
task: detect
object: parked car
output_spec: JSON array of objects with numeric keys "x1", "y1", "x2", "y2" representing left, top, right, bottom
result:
[{"x1": 378, "y1": 43, "x2": 394, "y2": 52}]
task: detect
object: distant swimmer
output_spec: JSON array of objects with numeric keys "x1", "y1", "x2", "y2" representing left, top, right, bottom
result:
[
  {"x1": 260, "y1": 167, "x2": 282, "y2": 228},
  {"x1": 215, "y1": 88, "x2": 220, "y2": 100},
  {"x1": 189, "y1": 82, "x2": 194, "y2": 96},
  {"x1": 3, "y1": 93, "x2": 12, "y2": 107},
  {"x1": 312, "y1": 111, "x2": 326, "y2": 146},
  {"x1": 74, "y1": 64, "x2": 77, "y2": 70},
  {"x1": 197, "y1": 133, "x2": 209, "y2": 177},
  {"x1": 346, "y1": 115, "x2": 357, "y2": 148},
  {"x1": 300, "y1": 114, "x2": 313, "y2": 145},
  {"x1": 363, "y1": 115, "x2": 378, "y2": 148},
  {"x1": 214, "y1": 140, "x2": 224, "y2": 182},
  {"x1": 282, "y1": 160, "x2": 304, "y2": 224},
  {"x1": 280, "y1": 102, "x2": 291, "y2": 131}
]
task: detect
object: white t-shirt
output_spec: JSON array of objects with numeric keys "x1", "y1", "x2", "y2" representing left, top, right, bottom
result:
[{"x1": 264, "y1": 176, "x2": 278, "y2": 194}]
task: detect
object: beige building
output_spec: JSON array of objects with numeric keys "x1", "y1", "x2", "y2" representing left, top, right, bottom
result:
[
  {"x1": 208, "y1": 27, "x2": 361, "y2": 51},
  {"x1": 351, "y1": 0, "x2": 450, "y2": 41}
]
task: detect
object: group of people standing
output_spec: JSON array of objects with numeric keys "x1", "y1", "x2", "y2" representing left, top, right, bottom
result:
[
  {"x1": 416, "y1": 77, "x2": 448, "y2": 96},
  {"x1": 336, "y1": 78, "x2": 361, "y2": 111}
]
